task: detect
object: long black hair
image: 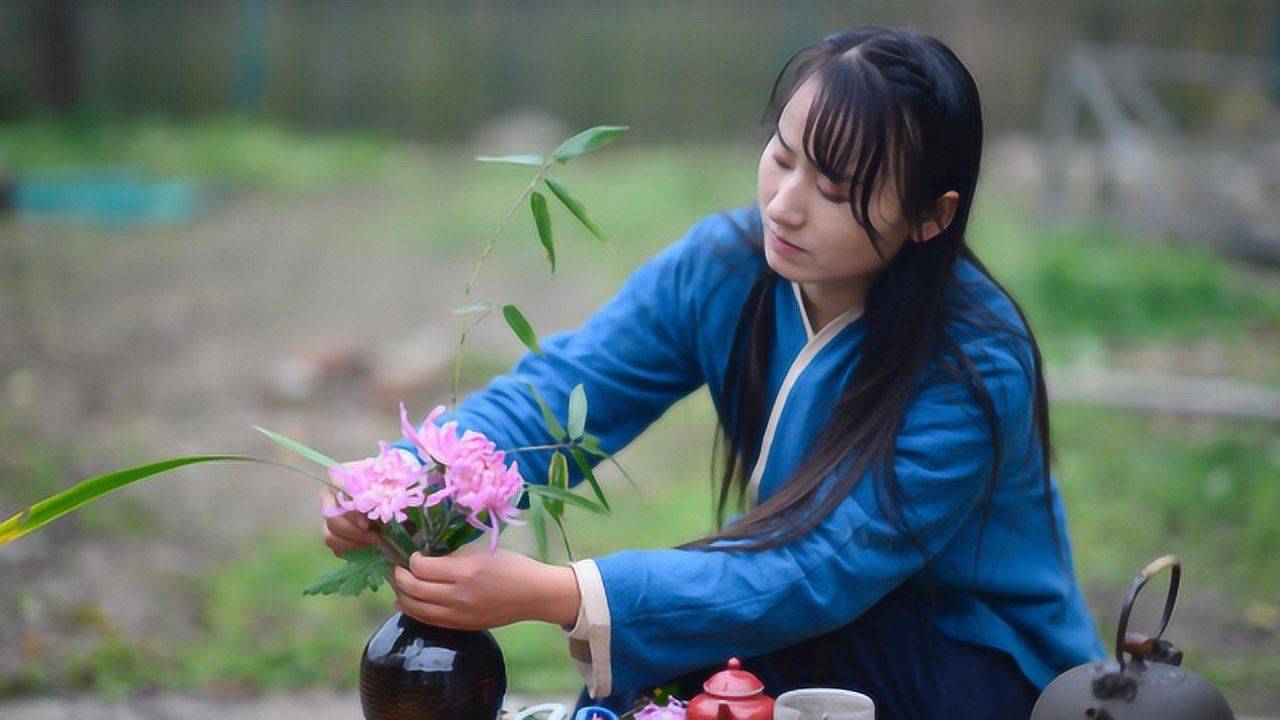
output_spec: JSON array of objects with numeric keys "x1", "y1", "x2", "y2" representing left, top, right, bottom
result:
[{"x1": 679, "y1": 26, "x2": 1056, "y2": 563}]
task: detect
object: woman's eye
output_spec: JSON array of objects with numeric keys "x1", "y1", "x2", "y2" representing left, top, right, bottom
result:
[
  {"x1": 772, "y1": 155, "x2": 792, "y2": 170},
  {"x1": 821, "y1": 188, "x2": 848, "y2": 204}
]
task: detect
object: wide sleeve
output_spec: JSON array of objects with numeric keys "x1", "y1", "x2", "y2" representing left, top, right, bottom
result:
[
  {"x1": 582, "y1": 335, "x2": 1036, "y2": 696},
  {"x1": 391, "y1": 213, "x2": 722, "y2": 488}
]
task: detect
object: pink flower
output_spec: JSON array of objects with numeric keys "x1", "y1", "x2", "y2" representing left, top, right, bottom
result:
[
  {"x1": 396, "y1": 402, "x2": 527, "y2": 552},
  {"x1": 635, "y1": 697, "x2": 687, "y2": 720},
  {"x1": 447, "y1": 449, "x2": 526, "y2": 552},
  {"x1": 324, "y1": 441, "x2": 427, "y2": 524},
  {"x1": 399, "y1": 403, "x2": 491, "y2": 469}
]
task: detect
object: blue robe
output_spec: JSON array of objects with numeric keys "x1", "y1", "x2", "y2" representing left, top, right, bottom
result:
[{"x1": 394, "y1": 203, "x2": 1105, "y2": 714}]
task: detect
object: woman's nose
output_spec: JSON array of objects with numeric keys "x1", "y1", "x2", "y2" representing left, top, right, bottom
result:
[{"x1": 768, "y1": 177, "x2": 807, "y2": 229}]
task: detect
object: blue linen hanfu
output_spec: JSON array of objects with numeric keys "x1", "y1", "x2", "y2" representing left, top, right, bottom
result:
[{"x1": 392, "y1": 203, "x2": 1105, "y2": 718}]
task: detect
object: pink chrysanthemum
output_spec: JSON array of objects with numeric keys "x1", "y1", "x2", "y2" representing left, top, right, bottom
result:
[
  {"x1": 635, "y1": 697, "x2": 687, "y2": 720},
  {"x1": 324, "y1": 441, "x2": 427, "y2": 524},
  {"x1": 395, "y1": 402, "x2": 527, "y2": 552},
  {"x1": 399, "y1": 402, "x2": 491, "y2": 470}
]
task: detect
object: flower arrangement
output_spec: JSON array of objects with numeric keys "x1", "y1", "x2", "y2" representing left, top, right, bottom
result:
[
  {"x1": 631, "y1": 697, "x2": 688, "y2": 719},
  {"x1": 0, "y1": 124, "x2": 633, "y2": 599}
]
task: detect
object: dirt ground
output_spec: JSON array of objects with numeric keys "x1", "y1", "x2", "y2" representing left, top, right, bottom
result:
[{"x1": 0, "y1": 185, "x2": 600, "y2": 694}]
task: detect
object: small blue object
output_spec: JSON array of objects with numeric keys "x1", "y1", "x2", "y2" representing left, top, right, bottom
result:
[
  {"x1": 14, "y1": 164, "x2": 199, "y2": 227},
  {"x1": 574, "y1": 707, "x2": 618, "y2": 720}
]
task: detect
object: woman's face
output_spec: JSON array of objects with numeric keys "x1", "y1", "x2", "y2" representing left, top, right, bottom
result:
[{"x1": 757, "y1": 75, "x2": 912, "y2": 288}]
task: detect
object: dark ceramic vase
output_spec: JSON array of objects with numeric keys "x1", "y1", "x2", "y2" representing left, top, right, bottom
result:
[{"x1": 359, "y1": 611, "x2": 507, "y2": 720}]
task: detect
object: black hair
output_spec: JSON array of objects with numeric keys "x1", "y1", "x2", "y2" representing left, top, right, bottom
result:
[{"x1": 679, "y1": 26, "x2": 1057, "y2": 568}]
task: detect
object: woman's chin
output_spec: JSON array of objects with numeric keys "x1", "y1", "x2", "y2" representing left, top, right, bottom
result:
[{"x1": 764, "y1": 249, "x2": 807, "y2": 280}]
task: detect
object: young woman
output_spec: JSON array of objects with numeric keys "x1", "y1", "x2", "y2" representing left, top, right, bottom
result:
[{"x1": 323, "y1": 25, "x2": 1105, "y2": 719}]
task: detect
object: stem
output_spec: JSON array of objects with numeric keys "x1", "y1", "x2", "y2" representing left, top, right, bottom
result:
[
  {"x1": 450, "y1": 157, "x2": 557, "y2": 410},
  {"x1": 426, "y1": 504, "x2": 457, "y2": 555},
  {"x1": 506, "y1": 441, "x2": 582, "y2": 455},
  {"x1": 375, "y1": 532, "x2": 411, "y2": 569}
]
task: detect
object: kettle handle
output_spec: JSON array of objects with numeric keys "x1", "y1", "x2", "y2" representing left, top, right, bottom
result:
[{"x1": 1113, "y1": 554, "x2": 1181, "y2": 668}]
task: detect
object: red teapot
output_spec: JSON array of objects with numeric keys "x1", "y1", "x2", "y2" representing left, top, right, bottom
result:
[{"x1": 685, "y1": 658, "x2": 774, "y2": 720}]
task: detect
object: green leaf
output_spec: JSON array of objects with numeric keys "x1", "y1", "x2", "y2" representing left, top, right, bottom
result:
[
  {"x1": 528, "y1": 491, "x2": 549, "y2": 562},
  {"x1": 544, "y1": 177, "x2": 611, "y2": 249},
  {"x1": 521, "y1": 380, "x2": 566, "y2": 442},
  {"x1": 303, "y1": 547, "x2": 393, "y2": 597},
  {"x1": 475, "y1": 154, "x2": 544, "y2": 166},
  {"x1": 0, "y1": 455, "x2": 260, "y2": 545},
  {"x1": 545, "y1": 452, "x2": 570, "y2": 519},
  {"x1": 610, "y1": 456, "x2": 642, "y2": 496},
  {"x1": 451, "y1": 300, "x2": 493, "y2": 315},
  {"x1": 502, "y1": 304, "x2": 542, "y2": 357},
  {"x1": 529, "y1": 191, "x2": 556, "y2": 274},
  {"x1": 551, "y1": 125, "x2": 629, "y2": 163},
  {"x1": 578, "y1": 432, "x2": 607, "y2": 457},
  {"x1": 570, "y1": 448, "x2": 609, "y2": 512},
  {"x1": 386, "y1": 520, "x2": 418, "y2": 556},
  {"x1": 550, "y1": 512, "x2": 575, "y2": 562},
  {"x1": 254, "y1": 426, "x2": 338, "y2": 468},
  {"x1": 567, "y1": 383, "x2": 587, "y2": 440},
  {"x1": 526, "y1": 483, "x2": 607, "y2": 515}
]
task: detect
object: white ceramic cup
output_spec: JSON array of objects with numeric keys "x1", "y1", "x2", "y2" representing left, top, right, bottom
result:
[
  {"x1": 773, "y1": 688, "x2": 875, "y2": 720},
  {"x1": 510, "y1": 702, "x2": 570, "y2": 720}
]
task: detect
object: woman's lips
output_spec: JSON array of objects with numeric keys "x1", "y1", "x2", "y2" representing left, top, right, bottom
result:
[{"x1": 769, "y1": 228, "x2": 806, "y2": 254}]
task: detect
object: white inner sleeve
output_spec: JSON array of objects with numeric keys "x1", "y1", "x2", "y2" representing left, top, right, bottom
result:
[{"x1": 562, "y1": 558, "x2": 612, "y2": 698}]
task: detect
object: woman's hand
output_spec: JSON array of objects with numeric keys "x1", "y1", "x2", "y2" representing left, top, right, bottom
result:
[
  {"x1": 389, "y1": 543, "x2": 581, "y2": 631},
  {"x1": 320, "y1": 487, "x2": 380, "y2": 557}
]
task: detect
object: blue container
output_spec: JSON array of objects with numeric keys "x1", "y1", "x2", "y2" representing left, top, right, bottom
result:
[{"x1": 14, "y1": 164, "x2": 199, "y2": 227}]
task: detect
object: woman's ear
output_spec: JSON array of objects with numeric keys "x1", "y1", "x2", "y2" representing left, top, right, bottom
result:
[{"x1": 912, "y1": 190, "x2": 960, "y2": 243}]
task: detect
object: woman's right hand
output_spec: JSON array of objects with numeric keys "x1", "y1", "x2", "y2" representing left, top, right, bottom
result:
[{"x1": 321, "y1": 488, "x2": 380, "y2": 557}]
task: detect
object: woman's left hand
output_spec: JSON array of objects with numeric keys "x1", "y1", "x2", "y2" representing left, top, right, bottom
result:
[{"x1": 389, "y1": 543, "x2": 581, "y2": 631}]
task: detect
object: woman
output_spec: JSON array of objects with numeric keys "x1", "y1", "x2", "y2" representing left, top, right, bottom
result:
[{"x1": 323, "y1": 25, "x2": 1105, "y2": 719}]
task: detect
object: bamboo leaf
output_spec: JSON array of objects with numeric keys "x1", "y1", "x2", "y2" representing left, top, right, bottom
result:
[
  {"x1": 521, "y1": 380, "x2": 566, "y2": 442},
  {"x1": 475, "y1": 154, "x2": 544, "y2": 166},
  {"x1": 570, "y1": 448, "x2": 609, "y2": 512},
  {"x1": 502, "y1": 304, "x2": 542, "y2": 357},
  {"x1": 610, "y1": 456, "x2": 642, "y2": 496},
  {"x1": 545, "y1": 452, "x2": 569, "y2": 519},
  {"x1": 550, "y1": 512, "x2": 574, "y2": 562},
  {"x1": 530, "y1": 191, "x2": 555, "y2": 274},
  {"x1": 544, "y1": 177, "x2": 612, "y2": 249},
  {"x1": 0, "y1": 455, "x2": 259, "y2": 545},
  {"x1": 578, "y1": 432, "x2": 607, "y2": 457},
  {"x1": 551, "y1": 125, "x2": 629, "y2": 163},
  {"x1": 451, "y1": 300, "x2": 493, "y2": 315},
  {"x1": 567, "y1": 383, "x2": 587, "y2": 440},
  {"x1": 254, "y1": 426, "x2": 338, "y2": 468},
  {"x1": 528, "y1": 491, "x2": 549, "y2": 562},
  {"x1": 525, "y1": 483, "x2": 607, "y2": 515}
]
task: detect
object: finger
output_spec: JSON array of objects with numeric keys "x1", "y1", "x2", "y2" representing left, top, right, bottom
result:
[
  {"x1": 394, "y1": 595, "x2": 457, "y2": 629},
  {"x1": 323, "y1": 525, "x2": 362, "y2": 555},
  {"x1": 393, "y1": 566, "x2": 453, "y2": 604},
  {"x1": 320, "y1": 487, "x2": 338, "y2": 511},
  {"x1": 408, "y1": 551, "x2": 459, "y2": 583},
  {"x1": 329, "y1": 514, "x2": 376, "y2": 545}
]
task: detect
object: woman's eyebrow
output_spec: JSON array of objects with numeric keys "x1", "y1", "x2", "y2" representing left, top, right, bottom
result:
[
  {"x1": 775, "y1": 124, "x2": 796, "y2": 154},
  {"x1": 774, "y1": 123, "x2": 852, "y2": 185}
]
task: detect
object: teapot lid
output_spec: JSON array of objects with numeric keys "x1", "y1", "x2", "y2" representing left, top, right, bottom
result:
[{"x1": 702, "y1": 658, "x2": 765, "y2": 699}]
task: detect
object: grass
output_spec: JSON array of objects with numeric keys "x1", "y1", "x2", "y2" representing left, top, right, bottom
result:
[
  {"x1": 1, "y1": 117, "x2": 1277, "y2": 704},
  {"x1": 0, "y1": 116, "x2": 399, "y2": 194}
]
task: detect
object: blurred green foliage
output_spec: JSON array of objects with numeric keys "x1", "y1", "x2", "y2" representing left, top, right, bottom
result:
[
  {"x1": 0, "y1": 117, "x2": 396, "y2": 194},
  {"x1": 0, "y1": 119, "x2": 1277, "y2": 702}
]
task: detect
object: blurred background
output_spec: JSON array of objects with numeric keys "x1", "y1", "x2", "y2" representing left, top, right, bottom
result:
[{"x1": 1, "y1": 0, "x2": 1278, "y2": 717}]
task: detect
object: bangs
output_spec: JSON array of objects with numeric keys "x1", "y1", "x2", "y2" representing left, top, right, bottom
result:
[{"x1": 772, "y1": 54, "x2": 922, "y2": 252}]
